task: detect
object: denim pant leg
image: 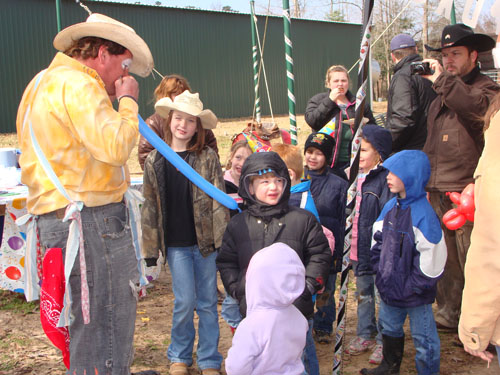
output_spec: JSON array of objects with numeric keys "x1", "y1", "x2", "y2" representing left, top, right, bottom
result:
[
  {"x1": 408, "y1": 304, "x2": 440, "y2": 375},
  {"x1": 355, "y1": 273, "x2": 379, "y2": 341},
  {"x1": 313, "y1": 273, "x2": 337, "y2": 334},
  {"x1": 352, "y1": 261, "x2": 381, "y2": 344},
  {"x1": 38, "y1": 203, "x2": 139, "y2": 375},
  {"x1": 221, "y1": 294, "x2": 242, "y2": 329},
  {"x1": 167, "y1": 246, "x2": 197, "y2": 366},
  {"x1": 302, "y1": 318, "x2": 320, "y2": 375},
  {"x1": 496, "y1": 346, "x2": 500, "y2": 367},
  {"x1": 378, "y1": 300, "x2": 406, "y2": 338},
  {"x1": 192, "y1": 250, "x2": 223, "y2": 370}
]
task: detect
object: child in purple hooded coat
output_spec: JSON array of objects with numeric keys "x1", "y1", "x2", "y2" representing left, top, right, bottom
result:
[{"x1": 225, "y1": 242, "x2": 308, "y2": 375}]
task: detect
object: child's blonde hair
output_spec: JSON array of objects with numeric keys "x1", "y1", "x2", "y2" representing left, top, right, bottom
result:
[
  {"x1": 271, "y1": 143, "x2": 304, "y2": 179},
  {"x1": 360, "y1": 133, "x2": 382, "y2": 165},
  {"x1": 226, "y1": 140, "x2": 252, "y2": 170}
]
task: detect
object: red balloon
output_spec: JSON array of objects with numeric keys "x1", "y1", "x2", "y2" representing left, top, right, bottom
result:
[
  {"x1": 5, "y1": 266, "x2": 21, "y2": 280},
  {"x1": 458, "y1": 194, "x2": 475, "y2": 216},
  {"x1": 443, "y1": 208, "x2": 467, "y2": 230},
  {"x1": 445, "y1": 214, "x2": 466, "y2": 230},
  {"x1": 465, "y1": 211, "x2": 475, "y2": 222},
  {"x1": 462, "y1": 183, "x2": 475, "y2": 198},
  {"x1": 446, "y1": 192, "x2": 461, "y2": 205},
  {"x1": 443, "y1": 207, "x2": 460, "y2": 222}
]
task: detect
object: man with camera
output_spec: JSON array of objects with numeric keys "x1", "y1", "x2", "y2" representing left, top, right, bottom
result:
[
  {"x1": 385, "y1": 34, "x2": 436, "y2": 153},
  {"x1": 422, "y1": 23, "x2": 499, "y2": 331}
]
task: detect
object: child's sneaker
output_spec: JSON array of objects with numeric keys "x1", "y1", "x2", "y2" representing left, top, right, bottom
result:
[
  {"x1": 368, "y1": 343, "x2": 383, "y2": 364},
  {"x1": 345, "y1": 337, "x2": 376, "y2": 355}
]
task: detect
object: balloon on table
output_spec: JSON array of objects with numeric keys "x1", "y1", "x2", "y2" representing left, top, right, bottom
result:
[{"x1": 5, "y1": 266, "x2": 22, "y2": 280}]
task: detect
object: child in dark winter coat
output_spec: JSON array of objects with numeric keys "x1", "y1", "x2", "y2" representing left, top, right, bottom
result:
[
  {"x1": 361, "y1": 150, "x2": 447, "y2": 375},
  {"x1": 303, "y1": 132, "x2": 348, "y2": 343},
  {"x1": 216, "y1": 152, "x2": 331, "y2": 367},
  {"x1": 345, "y1": 125, "x2": 394, "y2": 365}
]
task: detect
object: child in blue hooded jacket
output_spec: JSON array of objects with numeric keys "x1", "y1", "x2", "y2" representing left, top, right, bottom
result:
[{"x1": 361, "y1": 150, "x2": 447, "y2": 375}]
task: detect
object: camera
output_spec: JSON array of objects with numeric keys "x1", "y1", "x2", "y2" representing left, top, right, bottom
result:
[{"x1": 410, "y1": 61, "x2": 433, "y2": 75}]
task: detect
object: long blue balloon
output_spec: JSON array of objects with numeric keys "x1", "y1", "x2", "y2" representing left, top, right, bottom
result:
[{"x1": 138, "y1": 115, "x2": 238, "y2": 211}]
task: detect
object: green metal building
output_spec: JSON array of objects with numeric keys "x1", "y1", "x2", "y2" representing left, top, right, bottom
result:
[{"x1": 0, "y1": 0, "x2": 362, "y2": 133}]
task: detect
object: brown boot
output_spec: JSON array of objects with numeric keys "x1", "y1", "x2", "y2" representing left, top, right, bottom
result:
[{"x1": 170, "y1": 362, "x2": 189, "y2": 375}]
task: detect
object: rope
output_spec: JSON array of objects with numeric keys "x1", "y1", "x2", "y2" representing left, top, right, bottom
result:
[
  {"x1": 75, "y1": 0, "x2": 92, "y2": 16},
  {"x1": 347, "y1": 0, "x2": 413, "y2": 74},
  {"x1": 253, "y1": 1, "x2": 275, "y2": 125}
]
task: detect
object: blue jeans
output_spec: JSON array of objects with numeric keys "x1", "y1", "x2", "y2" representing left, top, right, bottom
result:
[
  {"x1": 496, "y1": 346, "x2": 500, "y2": 366},
  {"x1": 166, "y1": 246, "x2": 222, "y2": 370},
  {"x1": 313, "y1": 273, "x2": 337, "y2": 334},
  {"x1": 379, "y1": 300, "x2": 440, "y2": 375},
  {"x1": 302, "y1": 318, "x2": 319, "y2": 375},
  {"x1": 38, "y1": 202, "x2": 139, "y2": 375},
  {"x1": 221, "y1": 294, "x2": 242, "y2": 329},
  {"x1": 352, "y1": 261, "x2": 382, "y2": 344}
]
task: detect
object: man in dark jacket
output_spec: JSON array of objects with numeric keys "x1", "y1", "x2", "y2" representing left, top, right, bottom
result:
[
  {"x1": 385, "y1": 34, "x2": 436, "y2": 152},
  {"x1": 422, "y1": 24, "x2": 500, "y2": 330}
]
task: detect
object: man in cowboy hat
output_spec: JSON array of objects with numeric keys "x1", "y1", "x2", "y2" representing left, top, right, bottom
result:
[
  {"x1": 421, "y1": 23, "x2": 499, "y2": 331},
  {"x1": 16, "y1": 13, "x2": 156, "y2": 375}
]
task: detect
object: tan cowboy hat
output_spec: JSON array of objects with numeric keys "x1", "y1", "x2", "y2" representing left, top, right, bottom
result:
[
  {"x1": 53, "y1": 13, "x2": 154, "y2": 77},
  {"x1": 155, "y1": 91, "x2": 218, "y2": 130}
]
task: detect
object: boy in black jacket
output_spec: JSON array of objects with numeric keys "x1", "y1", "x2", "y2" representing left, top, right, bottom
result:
[
  {"x1": 303, "y1": 132, "x2": 348, "y2": 343},
  {"x1": 216, "y1": 152, "x2": 331, "y2": 373},
  {"x1": 217, "y1": 151, "x2": 331, "y2": 317}
]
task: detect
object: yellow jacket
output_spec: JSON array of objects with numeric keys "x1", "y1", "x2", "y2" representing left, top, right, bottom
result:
[
  {"x1": 459, "y1": 110, "x2": 500, "y2": 350},
  {"x1": 16, "y1": 53, "x2": 139, "y2": 215}
]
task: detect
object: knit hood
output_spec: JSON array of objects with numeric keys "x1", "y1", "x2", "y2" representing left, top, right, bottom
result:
[{"x1": 362, "y1": 124, "x2": 393, "y2": 161}]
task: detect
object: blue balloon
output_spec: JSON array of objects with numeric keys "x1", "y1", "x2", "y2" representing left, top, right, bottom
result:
[{"x1": 138, "y1": 115, "x2": 238, "y2": 211}]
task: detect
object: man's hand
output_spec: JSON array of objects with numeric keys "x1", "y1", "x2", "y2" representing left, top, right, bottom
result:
[
  {"x1": 422, "y1": 58, "x2": 444, "y2": 83},
  {"x1": 329, "y1": 87, "x2": 344, "y2": 103},
  {"x1": 115, "y1": 73, "x2": 139, "y2": 102},
  {"x1": 463, "y1": 345, "x2": 494, "y2": 365}
]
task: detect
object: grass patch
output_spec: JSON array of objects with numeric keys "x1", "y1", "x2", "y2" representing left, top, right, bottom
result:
[
  {"x1": 0, "y1": 358, "x2": 21, "y2": 371},
  {"x1": 0, "y1": 290, "x2": 39, "y2": 314}
]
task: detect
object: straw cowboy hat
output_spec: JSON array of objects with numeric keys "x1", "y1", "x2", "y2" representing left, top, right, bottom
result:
[
  {"x1": 425, "y1": 23, "x2": 495, "y2": 53},
  {"x1": 155, "y1": 91, "x2": 218, "y2": 129},
  {"x1": 53, "y1": 13, "x2": 154, "y2": 77}
]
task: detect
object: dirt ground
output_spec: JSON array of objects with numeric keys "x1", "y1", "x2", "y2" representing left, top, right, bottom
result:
[
  {"x1": 0, "y1": 268, "x2": 498, "y2": 375},
  {"x1": 0, "y1": 110, "x2": 498, "y2": 374}
]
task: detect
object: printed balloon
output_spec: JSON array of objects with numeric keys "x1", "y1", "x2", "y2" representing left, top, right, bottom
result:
[
  {"x1": 5, "y1": 266, "x2": 21, "y2": 280},
  {"x1": 7, "y1": 236, "x2": 24, "y2": 250}
]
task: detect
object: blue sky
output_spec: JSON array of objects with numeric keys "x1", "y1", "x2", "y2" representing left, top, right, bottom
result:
[{"x1": 109, "y1": 0, "x2": 497, "y2": 28}]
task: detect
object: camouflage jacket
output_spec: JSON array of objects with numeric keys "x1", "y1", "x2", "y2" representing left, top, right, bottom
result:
[{"x1": 141, "y1": 146, "x2": 229, "y2": 260}]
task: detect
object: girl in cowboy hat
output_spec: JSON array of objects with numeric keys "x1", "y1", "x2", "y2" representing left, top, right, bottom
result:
[{"x1": 141, "y1": 90, "x2": 229, "y2": 375}]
